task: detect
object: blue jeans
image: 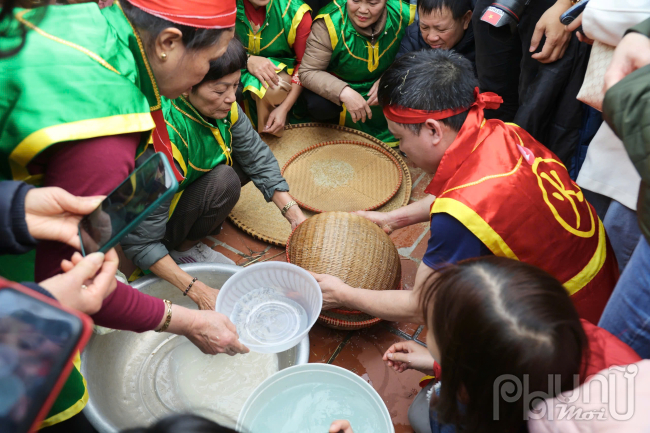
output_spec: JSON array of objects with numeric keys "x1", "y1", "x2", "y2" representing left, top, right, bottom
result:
[
  {"x1": 603, "y1": 200, "x2": 643, "y2": 272},
  {"x1": 599, "y1": 237, "x2": 650, "y2": 359}
]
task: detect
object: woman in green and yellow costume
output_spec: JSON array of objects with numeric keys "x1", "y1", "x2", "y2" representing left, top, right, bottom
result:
[
  {"x1": 0, "y1": 0, "x2": 251, "y2": 429},
  {"x1": 299, "y1": 0, "x2": 415, "y2": 147},
  {"x1": 121, "y1": 38, "x2": 307, "y2": 310},
  {"x1": 236, "y1": 0, "x2": 312, "y2": 136}
]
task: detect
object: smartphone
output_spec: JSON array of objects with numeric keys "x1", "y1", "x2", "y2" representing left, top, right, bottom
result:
[
  {"x1": 0, "y1": 282, "x2": 93, "y2": 433},
  {"x1": 560, "y1": 0, "x2": 589, "y2": 25},
  {"x1": 78, "y1": 153, "x2": 179, "y2": 255}
]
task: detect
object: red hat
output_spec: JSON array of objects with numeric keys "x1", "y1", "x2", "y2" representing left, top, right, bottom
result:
[{"x1": 125, "y1": 0, "x2": 237, "y2": 29}]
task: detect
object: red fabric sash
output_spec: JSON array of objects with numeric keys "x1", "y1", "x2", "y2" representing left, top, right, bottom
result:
[
  {"x1": 382, "y1": 87, "x2": 503, "y2": 124},
  {"x1": 150, "y1": 110, "x2": 184, "y2": 182}
]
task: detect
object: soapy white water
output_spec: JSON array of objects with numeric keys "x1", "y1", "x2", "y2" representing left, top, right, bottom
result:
[
  {"x1": 247, "y1": 382, "x2": 384, "y2": 433},
  {"x1": 230, "y1": 287, "x2": 308, "y2": 346},
  {"x1": 171, "y1": 342, "x2": 279, "y2": 427}
]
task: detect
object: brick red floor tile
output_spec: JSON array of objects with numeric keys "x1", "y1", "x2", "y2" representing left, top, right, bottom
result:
[
  {"x1": 390, "y1": 223, "x2": 429, "y2": 250},
  {"x1": 214, "y1": 245, "x2": 245, "y2": 265},
  {"x1": 332, "y1": 326, "x2": 424, "y2": 431},
  {"x1": 400, "y1": 258, "x2": 419, "y2": 291},
  {"x1": 388, "y1": 321, "x2": 420, "y2": 337},
  {"x1": 411, "y1": 230, "x2": 431, "y2": 261},
  {"x1": 213, "y1": 220, "x2": 250, "y2": 254},
  {"x1": 415, "y1": 326, "x2": 427, "y2": 344},
  {"x1": 410, "y1": 172, "x2": 434, "y2": 201},
  {"x1": 308, "y1": 323, "x2": 350, "y2": 363}
]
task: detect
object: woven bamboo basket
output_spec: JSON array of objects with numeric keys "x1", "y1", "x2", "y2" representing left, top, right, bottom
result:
[{"x1": 286, "y1": 212, "x2": 401, "y2": 330}]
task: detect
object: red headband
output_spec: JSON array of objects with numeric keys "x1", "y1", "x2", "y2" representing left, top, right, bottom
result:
[
  {"x1": 383, "y1": 88, "x2": 503, "y2": 124},
  {"x1": 126, "y1": 0, "x2": 237, "y2": 29}
]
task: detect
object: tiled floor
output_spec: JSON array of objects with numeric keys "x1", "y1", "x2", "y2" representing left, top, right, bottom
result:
[{"x1": 206, "y1": 159, "x2": 434, "y2": 432}]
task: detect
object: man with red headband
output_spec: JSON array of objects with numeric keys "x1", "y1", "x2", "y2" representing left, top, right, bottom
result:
[{"x1": 311, "y1": 49, "x2": 618, "y2": 326}]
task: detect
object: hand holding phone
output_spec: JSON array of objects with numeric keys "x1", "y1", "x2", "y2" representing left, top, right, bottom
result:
[
  {"x1": 40, "y1": 250, "x2": 119, "y2": 315},
  {"x1": 560, "y1": 0, "x2": 589, "y2": 35},
  {"x1": 78, "y1": 153, "x2": 179, "y2": 255},
  {"x1": 23, "y1": 188, "x2": 104, "y2": 250}
]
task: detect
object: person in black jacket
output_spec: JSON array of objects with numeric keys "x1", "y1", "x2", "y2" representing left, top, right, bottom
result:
[{"x1": 396, "y1": 0, "x2": 475, "y2": 69}]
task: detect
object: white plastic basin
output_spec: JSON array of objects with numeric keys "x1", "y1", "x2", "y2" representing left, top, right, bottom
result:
[{"x1": 215, "y1": 262, "x2": 322, "y2": 353}]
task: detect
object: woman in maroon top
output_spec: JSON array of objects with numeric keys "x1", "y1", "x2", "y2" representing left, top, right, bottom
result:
[{"x1": 15, "y1": 0, "x2": 248, "y2": 356}]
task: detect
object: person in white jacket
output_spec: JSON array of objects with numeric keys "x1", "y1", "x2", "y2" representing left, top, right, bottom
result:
[{"x1": 568, "y1": 0, "x2": 650, "y2": 272}]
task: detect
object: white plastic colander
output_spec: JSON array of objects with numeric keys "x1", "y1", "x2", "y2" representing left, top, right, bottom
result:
[{"x1": 215, "y1": 262, "x2": 322, "y2": 353}]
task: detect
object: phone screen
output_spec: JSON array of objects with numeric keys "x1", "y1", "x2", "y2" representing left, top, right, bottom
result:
[
  {"x1": 79, "y1": 154, "x2": 175, "y2": 254},
  {"x1": 0, "y1": 289, "x2": 83, "y2": 433}
]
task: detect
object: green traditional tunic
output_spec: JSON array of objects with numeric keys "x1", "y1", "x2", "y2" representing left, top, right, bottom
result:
[
  {"x1": 235, "y1": 0, "x2": 311, "y2": 127},
  {"x1": 0, "y1": 2, "x2": 158, "y2": 183},
  {"x1": 315, "y1": 0, "x2": 415, "y2": 146},
  {"x1": 162, "y1": 96, "x2": 236, "y2": 215},
  {"x1": 0, "y1": 1, "x2": 160, "y2": 425}
]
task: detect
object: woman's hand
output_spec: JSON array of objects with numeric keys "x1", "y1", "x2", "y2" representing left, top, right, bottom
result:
[
  {"x1": 383, "y1": 340, "x2": 435, "y2": 374},
  {"x1": 366, "y1": 79, "x2": 380, "y2": 106},
  {"x1": 183, "y1": 309, "x2": 249, "y2": 355},
  {"x1": 340, "y1": 87, "x2": 372, "y2": 123},
  {"x1": 41, "y1": 249, "x2": 119, "y2": 314},
  {"x1": 284, "y1": 204, "x2": 307, "y2": 230},
  {"x1": 264, "y1": 105, "x2": 288, "y2": 135},
  {"x1": 604, "y1": 32, "x2": 650, "y2": 92},
  {"x1": 353, "y1": 210, "x2": 397, "y2": 234},
  {"x1": 247, "y1": 56, "x2": 282, "y2": 89},
  {"x1": 330, "y1": 420, "x2": 354, "y2": 433},
  {"x1": 186, "y1": 280, "x2": 219, "y2": 310},
  {"x1": 24, "y1": 187, "x2": 103, "y2": 249},
  {"x1": 529, "y1": 0, "x2": 572, "y2": 64}
]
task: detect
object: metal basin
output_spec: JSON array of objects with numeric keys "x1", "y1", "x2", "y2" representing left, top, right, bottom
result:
[{"x1": 81, "y1": 263, "x2": 310, "y2": 433}]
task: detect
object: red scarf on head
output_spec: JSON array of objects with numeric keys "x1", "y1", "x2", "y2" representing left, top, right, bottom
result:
[
  {"x1": 382, "y1": 87, "x2": 503, "y2": 124},
  {"x1": 125, "y1": 0, "x2": 237, "y2": 28}
]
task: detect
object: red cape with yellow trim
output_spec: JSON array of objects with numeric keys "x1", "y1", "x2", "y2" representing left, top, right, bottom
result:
[{"x1": 425, "y1": 108, "x2": 618, "y2": 324}]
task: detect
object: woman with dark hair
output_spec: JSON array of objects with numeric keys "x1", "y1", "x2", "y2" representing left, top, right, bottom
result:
[
  {"x1": 382, "y1": 257, "x2": 640, "y2": 433},
  {"x1": 124, "y1": 415, "x2": 238, "y2": 433},
  {"x1": 121, "y1": 38, "x2": 306, "y2": 309},
  {"x1": 0, "y1": 0, "x2": 248, "y2": 428}
]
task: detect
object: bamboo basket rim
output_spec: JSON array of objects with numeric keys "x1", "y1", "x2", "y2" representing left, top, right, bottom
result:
[{"x1": 280, "y1": 139, "x2": 403, "y2": 213}]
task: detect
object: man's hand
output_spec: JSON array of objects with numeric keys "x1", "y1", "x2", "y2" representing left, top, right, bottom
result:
[
  {"x1": 247, "y1": 56, "x2": 282, "y2": 89},
  {"x1": 187, "y1": 280, "x2": 219, "y2": 310},
  {"x1": 330, "y1": 420, "x2": 354, "y2": 433},
  {"x1": 183, "y1": 310, "x2": 250, "y2": 355},
  {"x1": 24, "y1": 187, "x2": 103, "y2": 249},
  {"x1": 353, "y1": 210, "x2": 397, "y2": 234},
  {"x1": 264, "y1": 105, "x2": 288, "y2": 135},
  {"x1": 366, "y1": 79, "x2": 380, "y2": 106},
  {"x1": 41, "y1": 249, "x2": 119, "y2": 314},
  {"x1": 308, "y1": 272, "x2": 349, "y2": 310},
  {"x1": 340, "y1": 87, "x2": 373, "y2": 123},
  {"x1": 604, "y1": 32, "x2": 650, "y2": 92},
  {"x1": 530, "y1": 1, "x2": 572, "y2": 63},
  {"x1": 383, "y1": 340, "x2": 435, "y2": 374}
]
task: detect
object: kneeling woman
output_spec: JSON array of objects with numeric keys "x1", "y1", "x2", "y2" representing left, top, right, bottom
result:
[
  {"x1": 122, "y1": 39, "x2": 306, "y2": 310},
  {"x1": 299, "y1": 0, "x2": 415, "y2": 147}
]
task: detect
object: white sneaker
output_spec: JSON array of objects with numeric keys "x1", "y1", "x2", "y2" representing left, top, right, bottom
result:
[{"x1": 169, "y1": 242, "x2": 236, "y2": 265}]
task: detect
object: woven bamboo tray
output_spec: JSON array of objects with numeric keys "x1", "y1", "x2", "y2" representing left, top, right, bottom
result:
[
  {"x1": 281, "y1": 140, "x2": 403, "y2": 213},
  {"x1": 286, "y1": 212, "x2": 401, "y2": 330},
  {"x1": 228, "y1": 124, "x2": 412, "y2": 247}
]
